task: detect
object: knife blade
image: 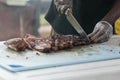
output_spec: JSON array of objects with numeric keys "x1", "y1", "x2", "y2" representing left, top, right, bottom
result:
[{"x1": 65, "y1": 9, "x2": 90, "y2": 42}]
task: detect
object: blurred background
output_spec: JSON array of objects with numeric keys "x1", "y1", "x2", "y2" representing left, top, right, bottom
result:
[
  {"x1": 0, "y1": 0, "x2": 52, "y2": 41},
  {"x1": 37, "y1": 0, "x2": 52, "y2": 38}
]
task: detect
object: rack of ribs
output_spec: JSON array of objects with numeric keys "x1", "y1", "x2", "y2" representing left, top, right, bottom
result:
[{"x1": 4, "y1": 34, "x2": 89, "y2": 53}]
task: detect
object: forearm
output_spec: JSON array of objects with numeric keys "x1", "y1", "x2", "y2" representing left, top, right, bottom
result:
[{"x1": 102, "y1": 0, "x2": 120, "y2": 25}]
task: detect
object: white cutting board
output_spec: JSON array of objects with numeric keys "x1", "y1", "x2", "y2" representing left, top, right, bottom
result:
[{"x1": 0, "y1": 36, "x2": 120, "y2": 72}]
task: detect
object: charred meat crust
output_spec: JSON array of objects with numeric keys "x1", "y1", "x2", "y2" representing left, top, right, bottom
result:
[
  {"x1": 4, "y1": 34, "x2": 89, "y2": 53},
  {"x1": 4, "y1": 38, "x2": 27, "y2": 51}
]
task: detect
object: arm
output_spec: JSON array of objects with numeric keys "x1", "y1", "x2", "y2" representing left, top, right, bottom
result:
[{"x1": 102, "y1": 0, "x2": 120, "y2": 25}]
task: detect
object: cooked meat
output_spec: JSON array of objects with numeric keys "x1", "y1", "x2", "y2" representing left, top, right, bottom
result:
[
  {"x1": 4, "y1": 38, "x2": 27, "y2": 51},
  {"x1": 33, "y1": 39, "x2": 52, "y2": 53},
  {"x1": 4, "y1": 34, "x2": 89, "y2": 53},
  {"x1": 50, "y1": 35, "x2": 87, "y2": 51},
  {"x1": 23, "y1": 34, "x2": 37, "y2": 50}
]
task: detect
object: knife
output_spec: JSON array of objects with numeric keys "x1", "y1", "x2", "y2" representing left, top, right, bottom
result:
[{"x1": 65, "y1": 9, "x2": 90, "y2": 42}]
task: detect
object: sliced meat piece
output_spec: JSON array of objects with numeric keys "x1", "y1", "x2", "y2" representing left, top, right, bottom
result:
[
  {"x1": 33, "y1": 39, "x2": 51, "y2": 53},
  {"x1": 24, "y1": 34, "x2": 37, "y2": 50},
  {"x1": 4, "y1": 38, "x2": 27, "y2": 51}
]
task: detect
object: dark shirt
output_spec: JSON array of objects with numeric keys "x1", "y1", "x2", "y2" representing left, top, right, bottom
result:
[{"x1": 45, "y1": 0, "x2": 116, "y2": 35}]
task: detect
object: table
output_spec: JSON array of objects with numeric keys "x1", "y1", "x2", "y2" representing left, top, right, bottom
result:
[{"x1": 0, "y1": 35, "x2": 120, "y2": 80}]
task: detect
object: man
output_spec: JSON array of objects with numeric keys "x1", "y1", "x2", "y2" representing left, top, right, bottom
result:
[
  {"x1": 0, "y1": 0, "x2": 41, "y2": 41},
  {"x1": 45, "y1": 0, "x2": 120, "y2": 43}
]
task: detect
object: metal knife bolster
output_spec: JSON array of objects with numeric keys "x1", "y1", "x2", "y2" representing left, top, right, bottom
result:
[{"x1": 65, "y1": 9, "x2": 90, "y2": 42}]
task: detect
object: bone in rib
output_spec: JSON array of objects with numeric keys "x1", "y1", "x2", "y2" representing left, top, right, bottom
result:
[{"x1": 4, "y1": 34, "x2": 88, "y2": 53}]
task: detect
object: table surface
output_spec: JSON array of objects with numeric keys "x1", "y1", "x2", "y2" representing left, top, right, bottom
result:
[{"x1": 0, "y1": 35, "x2": 120, "y2": 80}]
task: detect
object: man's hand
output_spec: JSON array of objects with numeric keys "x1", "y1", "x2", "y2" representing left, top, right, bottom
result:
[
  {"x1": 88, "y1": 21, "x2": 113, "y2": 43},
  {"x1": 54, "y1": 0, "x2": 73, "y2": 14}
]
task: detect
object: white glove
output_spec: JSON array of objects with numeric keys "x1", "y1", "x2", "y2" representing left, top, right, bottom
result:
[{"x1": 88, "y1": 21, "x2": 113, "y2": 43}]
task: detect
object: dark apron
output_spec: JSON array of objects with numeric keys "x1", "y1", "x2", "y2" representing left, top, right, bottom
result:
[{"x1": 45, "y1": 0, "x2": 115, "y2": 35}]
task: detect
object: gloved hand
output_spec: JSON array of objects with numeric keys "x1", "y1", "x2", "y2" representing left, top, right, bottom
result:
[
  {"x1": 54, "y1": 0, "x2": 73, "y2": 14},
  {"x1": 88, "y1": 21, "x2": 113, "y2": 43}
]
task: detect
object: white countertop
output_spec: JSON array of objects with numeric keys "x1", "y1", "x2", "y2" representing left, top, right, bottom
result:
[
  {"x1": 0, "y1": 35, "x2": 120, "y2": 80},
  {"x1": 0, "y1": 59, "x2": 120, "y2": 80}
]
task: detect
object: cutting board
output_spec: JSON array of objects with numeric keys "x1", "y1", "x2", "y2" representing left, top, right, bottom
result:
[{"x1": 0, "y1": 36, "x2": 120, "y2": 72}]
